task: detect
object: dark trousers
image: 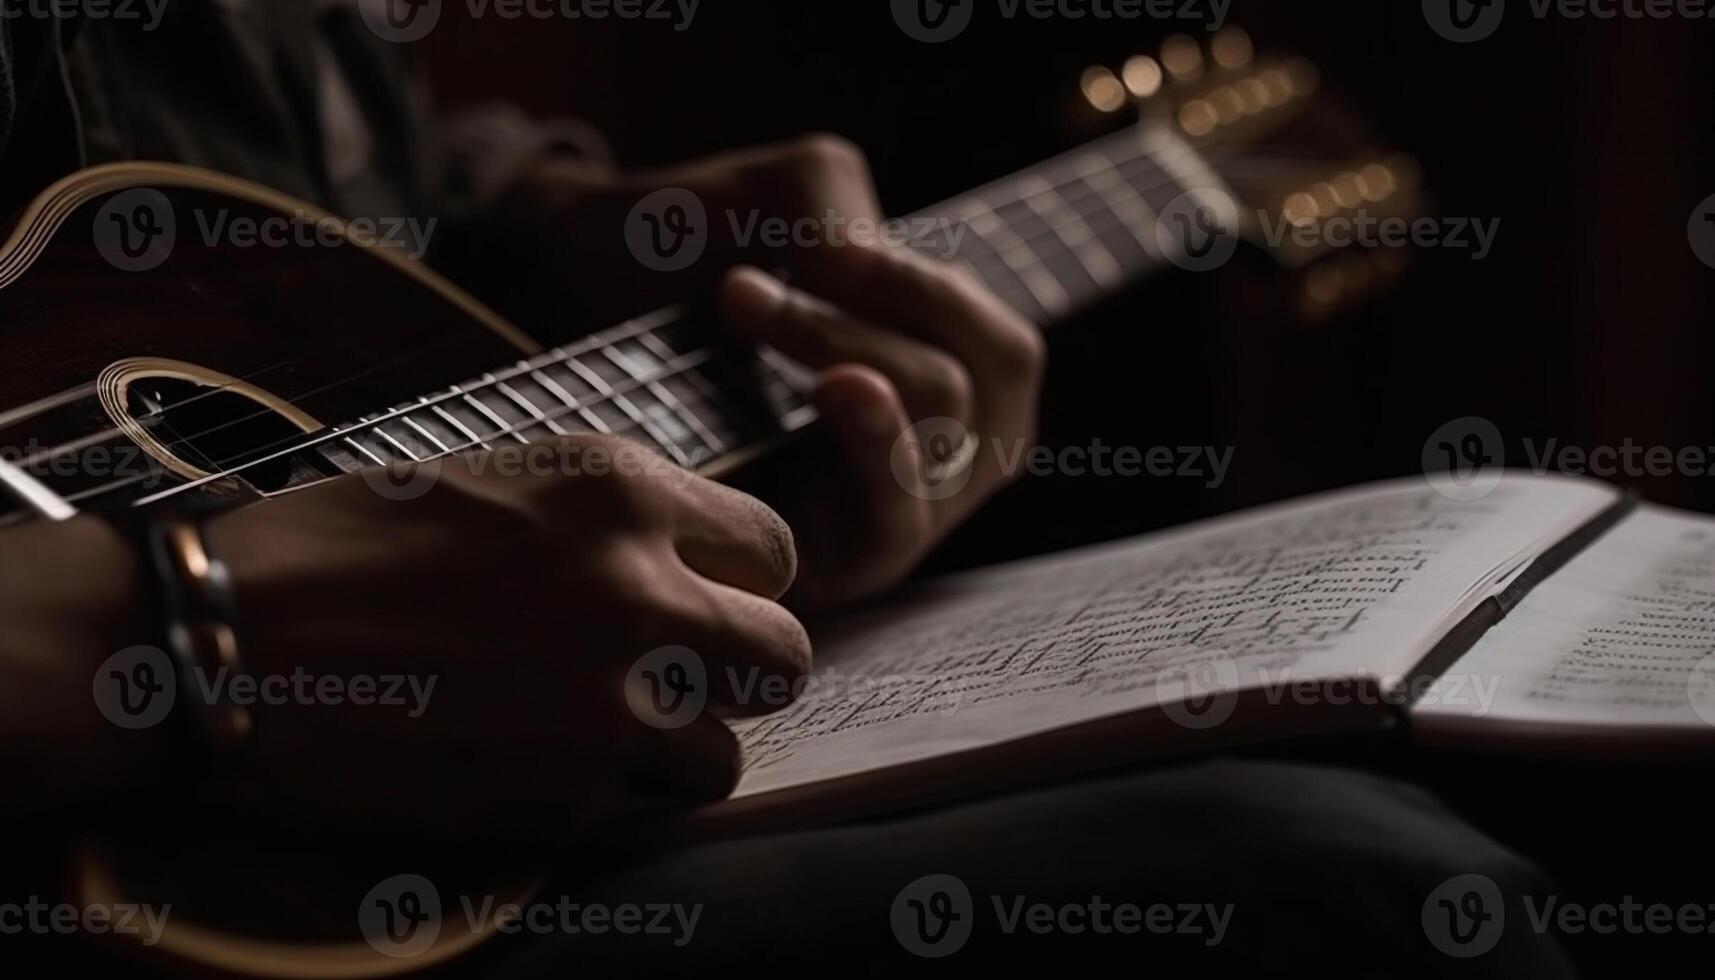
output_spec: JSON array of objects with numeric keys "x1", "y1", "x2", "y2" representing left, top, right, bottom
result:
[{"x1": 492, "y1": 759, "x2": 1576, "y2": 978}]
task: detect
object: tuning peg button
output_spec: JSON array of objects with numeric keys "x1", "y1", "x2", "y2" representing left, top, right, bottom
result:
[
  {"x1": 1160, "y1": 34, "x2": 1204, "y2": 82},
  {"x1": 1122, "y1": 55, "x2": 1164, "y2": 98},
  {"x1": 1080, "y1": 66, "x2": 1127, "y2": 113},
  {"x1": 1211, "y1": 28, "x2": 1254, "y2": 70}
]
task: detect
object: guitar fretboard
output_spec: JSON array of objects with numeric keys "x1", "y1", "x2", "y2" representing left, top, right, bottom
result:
[
  {"x1": 908, "y1": 123, "x2": 1224, "y2": 320},
  {"x1": 316, "y1": 122, "x2": 1230, "y2": 482}
]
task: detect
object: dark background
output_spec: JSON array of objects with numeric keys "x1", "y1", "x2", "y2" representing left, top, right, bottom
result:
[{"x1": 425, "y1": 0, "x2": 1713, "y2": 574}]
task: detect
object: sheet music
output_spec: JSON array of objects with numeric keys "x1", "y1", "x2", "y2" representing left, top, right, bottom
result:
[
  {"x1": 730, "y1": 476, "x2": 1615, "y2": 797},
  {"x1": 1417, "y1": 505, "x2": 1715, "y2": 734}
]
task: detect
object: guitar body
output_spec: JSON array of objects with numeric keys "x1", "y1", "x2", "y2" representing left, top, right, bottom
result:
[{"x1": 0, "y1": 163, "x2": 547, "y2": 522}]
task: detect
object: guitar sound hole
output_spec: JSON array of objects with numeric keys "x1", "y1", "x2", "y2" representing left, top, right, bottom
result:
[{"x1": 126, "y1": 379, "x2": 306, "y2": 491}]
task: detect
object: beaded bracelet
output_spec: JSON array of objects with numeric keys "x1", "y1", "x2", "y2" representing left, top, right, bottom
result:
[{"x1": 125, "y1": 509, "x2": 254, "y2": 766}]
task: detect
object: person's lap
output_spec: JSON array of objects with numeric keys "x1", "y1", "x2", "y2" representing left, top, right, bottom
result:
[{"x1": 490, "y1": 758, "x2": 1576, "y2": 978}]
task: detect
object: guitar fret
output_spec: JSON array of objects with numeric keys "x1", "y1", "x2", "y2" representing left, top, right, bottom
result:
[
  {"x1": 1076, "y1": 152, "x2": 1164, "y2": 259},
  {"x1": 460, "y1": 389, "x2": 529, "y2": 444},
  {"x1": 529, "y1": 368, "x2": 611, "y2": 433},
  {"x1": 669, "y1": 363, "x2": 746, "y2": 447},
  {"x1": 992, "y1": 188, "x2": 1100, "y2": 306},
  {"x1": 566, "y1": 355, "x2": 682, "y2": 462},
  {"x1": 1020, "y1": 176, "x2": 1122, "y2": 289},
  {"x1": 959, "y1": 205, "x2": 1068, "y2": 317},
  {"x1": 654, "y1": 379, "x2": 724, "y2": 455},
  {"x1": 635, "y1": 330, "x2": 680, "y2": 364},
  {"x1": 373, "y1": 425, "x2": 423, "y2": 461},
  {"x1": 343, "y1": 435, "x2": 388, "y2": 467},
  {"x1": 494, "y1": 378, "x2": 571, "y2": 437},
  {"x1": 600, "y1": 346, "x2": 714, "y2": 463},
  {"x1": 428, "y1": 399, "x2": 493, "y2": 451},
  {"x1": 402, "y1": 415, "x2": 453, "y2": 454}
]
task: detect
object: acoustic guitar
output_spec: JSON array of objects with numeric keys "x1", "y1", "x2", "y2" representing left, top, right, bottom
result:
[{"x1": 0, "y1": 30, "x2": 1423, "y2": 977}]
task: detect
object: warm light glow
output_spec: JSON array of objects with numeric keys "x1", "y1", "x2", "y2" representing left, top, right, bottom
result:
[
  {"x1": 1178, "y1": 100, "x2": 1219, "y2": 137},
  {"x1": 1309, "y1": 181, "x2": 1341, "y2": 216},
  {"x1": 1161, "y1": 34, "x2": 1204, "y2": 81},
  {"x1": 1122, "y1": 55, "x2": 1164, "y2": 98},
  {"x1": 1081, "y1": 66, "x2": 1128, "y2": 113},
  {"x1": 1243, "y1": 76, "x2": 1275, "y2": 110},
  {"x1": 1282, "y1": 192, "x2": 1320, "y2": 227},
  {"x1": 1211, "y1": 28, "x2": 1254, "y2": 71},
  {"x1": 1211, "y1": 85, "x2": 1246, "y2": 124},
  {"x1": 1260, "y1": 67, "x2": 1294, "y2": 103},
  {"x1": 1358, "y1": 163, "x2": 1397, "y2": 202},
  {"x1": 1331, "y1": 172, "x2": 1364, "y2": 209}
]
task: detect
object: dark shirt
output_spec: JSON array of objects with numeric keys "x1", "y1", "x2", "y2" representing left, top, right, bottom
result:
[{"x1": 0, "y1": 0, "x2": 596, "y2": 227}]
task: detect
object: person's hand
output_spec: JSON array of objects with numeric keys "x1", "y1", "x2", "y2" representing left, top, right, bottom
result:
[
  {"x1": 489, "y1": 136, "x2": 1046, "y2": 610},
  {"x1": 197, "y1": 434, "x2": 808, "y2": 842}
]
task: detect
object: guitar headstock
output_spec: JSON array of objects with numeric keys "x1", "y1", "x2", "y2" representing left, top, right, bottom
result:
[{"x1": 1081, "y1": 28, "x2": 1428, "y2": 321}]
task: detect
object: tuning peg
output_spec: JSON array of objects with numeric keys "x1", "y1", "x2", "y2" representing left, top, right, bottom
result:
[
  {"x1": 1122, "y1": 55, "x2": 1164, "y2": 99},
  {"x1": 1080, "y1": 65, "x2": 1128, "y2": 113},
  {"x1": 1210, "y1": 27, "x2": 1254, "y2": 71},
  {"x1": 1160, "y1": 34, "x2": 1204, "y2": 83}
]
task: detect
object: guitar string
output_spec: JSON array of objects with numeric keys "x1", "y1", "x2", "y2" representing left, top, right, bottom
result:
[
  {"x1": 23, "y1": 135, "x2": 1193, "y2": 472},
  {"x1": 135, "y1": 180, "x2": 1174, "y2": 488},
  {"x1": 25, "y1": 122, "x2": 1298, "y2": 463},
  {"x1": 110, "y1": 348, "x2": 730, "y2": 507},
  {"x1": 63, "y1": 170, "x2": 1188, "y2": 509},
  {"x1": 48, "y1": 136, "x2": 1248, "y2": 506},
  {"x1": 134, "y1": 139, "x2": 1190, "y2": 455}
]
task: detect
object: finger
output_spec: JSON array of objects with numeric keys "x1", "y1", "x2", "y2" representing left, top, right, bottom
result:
[
  {"x1": 666, "y1": 477, "x2": 798, "y2": 600},
  {"x1": 813, "y1": 362, "x2": 936, "y2": 545},
  {"x1": 719, "y1": 265, "x2": 975, "y2": 426},
  {"x1": 803, "y1": 245, "x2": 1045, "y2": 409},
  {"x1": 646, "y1": 563, "x2": 812, "y2": 717},
  {"x1": 621, "y1": 714, "x2": 742, "y2": 805}
]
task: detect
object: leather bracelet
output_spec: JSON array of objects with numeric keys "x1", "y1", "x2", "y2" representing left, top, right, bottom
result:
[{"x1": 130, "y1": 509, "x2": 254, "y2": 766}]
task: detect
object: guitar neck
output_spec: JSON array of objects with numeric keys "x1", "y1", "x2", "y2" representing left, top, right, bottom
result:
[
  {"x1": 907, "y1": 122, "x2": 1222, "y2": 321},
  {"x1": 316, "y1": 122, "x2": 1229, "y2": 482}
]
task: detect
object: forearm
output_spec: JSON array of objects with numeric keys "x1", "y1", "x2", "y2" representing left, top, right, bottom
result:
[{"x1": 0, "y1": 516, "x2": 166, "y2": 813}]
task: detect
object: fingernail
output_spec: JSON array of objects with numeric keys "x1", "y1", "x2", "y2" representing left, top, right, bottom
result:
[{"x1": 726, "y1": 266, "x2": 786, "y2": 315}]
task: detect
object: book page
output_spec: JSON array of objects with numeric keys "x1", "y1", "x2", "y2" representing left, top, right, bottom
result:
[
  {"x1": 731, "y1": 476, "x2": 1615, "y2": 797},
  {"x1": 1415, "y1": 505, "x2": 1715, "y2": 736}
]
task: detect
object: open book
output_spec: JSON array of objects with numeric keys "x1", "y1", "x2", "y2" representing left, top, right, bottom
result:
[{"x1": 702, "y1": 474, "x2": 1714, "y2": 831}]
